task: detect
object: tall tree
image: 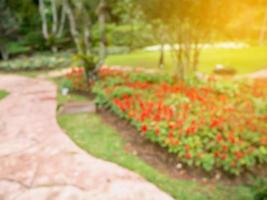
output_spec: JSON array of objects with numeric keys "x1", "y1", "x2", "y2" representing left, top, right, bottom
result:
[
  {"x1": 140, "y1": 0, "x2": 233, "y2": 79},
  {"x1": 63, "y1": 0, "x2": 110, "y2": 80},
  {"x1": 96, "y1": 0, "x2": 108, "y2": 67},
  {"x1": 139, "y1": 0, "x2": 168, "y2": 68},
  {"x1": 38, "y1": 0, "x2": 66, "y2": 51},
  {"x1": 0, "y1": 0, "x2": 18, "y2": 60}
]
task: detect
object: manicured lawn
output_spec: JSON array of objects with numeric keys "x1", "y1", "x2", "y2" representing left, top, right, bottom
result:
[
  {"x1": 106, "y1": 46, "x2": 267, "y2": 74},
  {"x1": 0, "y1": 90, "x2": 8, "y2": 100},
  {"x1": 57, "y1": 93, "x2": 253, "y2": 200}
]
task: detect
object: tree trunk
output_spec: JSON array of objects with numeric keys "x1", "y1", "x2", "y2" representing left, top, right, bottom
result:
[
  {"x1": 259, "y1": 6, "x2": 267, "y2": 46},
  {"x1": 192, "y1": 45, "x2": 200, "y2": 73},
  {"x1": 159, "y1": 42, "x2": 165, "y2": 69},
  {"x1": 158, "y1": 26, "x2": 165, "y2": 69},
  {"x1": 183, "y1": 30, "x2": 192, "y2": 76},
  {"x1": 83, "y1": 26, "x2": 91, "y2": 55},
  {"x1": 39, "y1": 0, "x2": 49, "y2": 39},
  {"x1": 57, "y1": 5, "x2": 66, "y2": 38},
  {"x1": 51, "y1": 0, "x2": 58, "y2": 35},
  {"x1": 63, "y1": 0, "x2": 82, "y2": 53},
  {"x1": 0, "y1": 46, "x2": 9, "y2": 61},
  {"x1": 177, "y1": 26, "x2": 184, "y2": 80},
  {"x1": 83, "y1": 11, "x2": 92, "y2": 55},
  {"x1": 97, "y1": 0, "x2": 107, "y2": 67},
  {"x1": 192, "y1": 37, "x2": 200, "y2": 73}
]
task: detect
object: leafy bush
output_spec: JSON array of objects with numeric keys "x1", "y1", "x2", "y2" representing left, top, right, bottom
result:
[
  {"x1": 66, "y1": 67, "x2": 90, "y2": 92},
  {"x1": 105, "y1": 24, "x2": 155, "y2": 49},
  {"x1": 0, "y1": 52, "x2": 71, "y2": 71},
  {"x1": 7, "y1": 42, "x2": 31, "y2": 55},
  {"x1": 60, "y1": 78, "x2": 72, "y2": 90},
  {"x1": 214, "y1": 67, "x2": 237, "y2": 75},
  {"x1": 251, "y1": 179, "x2": 267, "y2": 200}
]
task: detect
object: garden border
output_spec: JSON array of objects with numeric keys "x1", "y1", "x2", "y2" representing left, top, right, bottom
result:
[{"x1": 67, "y1": 90, "x2": 267, "y2": 185}]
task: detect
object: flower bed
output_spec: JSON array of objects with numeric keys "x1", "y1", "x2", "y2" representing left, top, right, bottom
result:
[{"x1": 68, "y1": 67, "x2": 267, "y2": 175}]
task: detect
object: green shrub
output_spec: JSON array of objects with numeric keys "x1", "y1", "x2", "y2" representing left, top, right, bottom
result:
[
  {"x1": 0, "y1": 52, "x2": 71, "y2": 71},
  {"x1": 251, "y1": 179, "x2": 267, "y2": 200}
]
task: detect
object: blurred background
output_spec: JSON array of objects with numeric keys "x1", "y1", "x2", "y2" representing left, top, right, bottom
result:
[{"x1": 0, "y1": 0, "x2": 266, "y2": 76}]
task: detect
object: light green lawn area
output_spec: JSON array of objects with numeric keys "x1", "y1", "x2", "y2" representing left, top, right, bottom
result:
[
  {"x1": 106, "y1": 46, "x2": 267, "y2": 75},
  {"x1": 57, "y1": 93, "x2": 253, "y2": 200},
  {"x1": 0, "y1": 90, "x2": 8, "y2": 100}
]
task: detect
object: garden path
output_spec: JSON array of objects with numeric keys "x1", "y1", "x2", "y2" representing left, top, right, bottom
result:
[
  {"x1": 246, "y1": 68, "x2": 267, "y2": 79},
  {"x1": 0, "y1": 74, "x2": 173, "y2": 200}
]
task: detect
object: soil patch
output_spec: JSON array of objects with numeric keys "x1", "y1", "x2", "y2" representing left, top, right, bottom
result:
[
  {"x1": 60, "y1": 101, "x2": 96, "y2": 115},
  {"x1": 97, "y1": 108, "x2": 267, "y2": 186}
]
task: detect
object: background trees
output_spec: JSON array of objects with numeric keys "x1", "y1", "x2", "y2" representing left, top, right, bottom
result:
[
  {"x1": 38, "y1": 0, "x2": 66, "y2": 52},
  {"x1": 0, "y1": 0, "x2": 18, "y2": 60},
  {"x1": 140, "y1": 0, "x2": 235, "y2": 79},
  {"x1": 1, "y1": 0, "x2": 266, "y2": 79},
  {"x1": 0, "y1": 0, "x2": 39, "y2": 60},
  {"x1": 140, "y1": 0, "x2": 267, "y2": 79}
]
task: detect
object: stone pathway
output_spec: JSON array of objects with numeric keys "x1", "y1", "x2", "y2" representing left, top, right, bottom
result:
[
  {"x1": 246, "y1": 68, "x2": 267, "y2": 79},
  {"x1": 0, "y1": 75, "x2": 173, "y2": 200}
]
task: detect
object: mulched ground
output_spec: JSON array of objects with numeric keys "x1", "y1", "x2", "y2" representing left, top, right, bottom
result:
[{"x1": 97, "y1": 108, "x2": 267, "y2": 186}]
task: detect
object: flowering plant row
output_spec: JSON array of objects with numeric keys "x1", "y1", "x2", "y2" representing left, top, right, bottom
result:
[
  {"x1": 69, "y1": 67, "x2": 267, "y2": 175},
  {"x1": 66, "y1": 67, "x2": 90, "y2": 91}
]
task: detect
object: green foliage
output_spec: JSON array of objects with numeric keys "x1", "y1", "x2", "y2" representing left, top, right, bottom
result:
[
  {"x1": 250, "y1": 179, "x2": 267, "y2": 200},
  {"x1": 60, "y1": 78, "x2": 73, "y2": 89},
  {"x1": 129, "y1": 72, "x2": 173, "y2": 84},
  {"x1": 105, "y1": 23, "x2": 154, "y2": 49},
  {"x1": 76, "y1": 54, "x2": 98, "y2": 71},
  {"x1": 0, "y1": 52, "x2": 71, "y2": 71},
  {"x1": 22, "y1": 31, "x2": 45, "y2": 49},
  {"x1": 6, "y1": 42, "x2": 31, "y2": 55},
  {"x1": 252, "y1": 97, "x2": 267, "y2": 115},
  {"x1": 0, "y1": 90, "x2": 8, "y2": 100},
  {"x1": 212, "y1": 80, "x2": 239, "y2": 96},
  {"x1": 0, "y1": 0, "x2": 40, "y2": 59},
  {"x1": 74, "y1": 53, "x2": 99, "y2": 80},
  {"x1": 111, "y1": 86, "x2": 134, "y2": 98}
]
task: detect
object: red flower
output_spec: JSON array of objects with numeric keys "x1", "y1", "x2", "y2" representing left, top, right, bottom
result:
[
  {"x1": 216, "y1": 133, "x2": 223, "y2": 142},
  {"x1": 170, "y1": 138, "x2": 179, "y2": 145},
  {"x1": 185, "y1": 153, "x2": 192, "y2": 159},
  {"x1": 235, "y1": 151, "x2": 243, "y2": 160},
  {"x1": 222, "y1": 144, "x2": 228, "y2": 152},
  {"x1": 210, "y1": 119, "x2": 220, "y2": 128},
  {"x1": 169, "y1": 121, "x2": 176, "y2": 129},
  {"x1": 185, "y1": 145, "x2": 190, "y2": 151},
  {"x1": 154, "y1": 114, "x2": 161, "y2": 121},
  {"x1": 155, "y1": 128, "x2": 160, "y2": 136},
  {"x1": 214, "y1": 151, "x2": 220, "y2": 158},
  {"x1": 168, "y1": 131, "x2": 174, "y2": 138},
  {"x1": 221, "y1": 154, "x2": 227, "y2": 160},
  {"x1": 228, "y1": 135, "x2": 236, "y2": 144},
  {"x1": 141, "y1": 125, "x2": 147, "y2": 133}
]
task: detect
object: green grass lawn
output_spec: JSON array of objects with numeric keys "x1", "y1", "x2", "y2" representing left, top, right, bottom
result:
[
  {"x1": 106, "y1": 46, "x2": 267, "y2": 75},
  {"x1": 0, "y1": 90, "x2": 8, "y2": 100},
  {"x1": 57, "y1": 93, "x2": 253, "y2": 200}
]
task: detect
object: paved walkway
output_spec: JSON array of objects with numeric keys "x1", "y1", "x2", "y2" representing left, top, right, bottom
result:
[
  {"x1": 246, "y1": 68, "x2": 267, "y2": 79},
  {"x1": 0, "y1": 75, "x2": 173, "y2": 200}
]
